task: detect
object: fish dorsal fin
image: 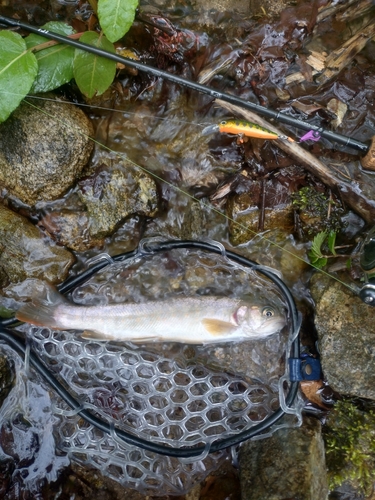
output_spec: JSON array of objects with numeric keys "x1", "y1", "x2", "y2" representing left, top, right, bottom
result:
[{"x1": 202, "y1": 319, "x2": 236, "y2": 336}]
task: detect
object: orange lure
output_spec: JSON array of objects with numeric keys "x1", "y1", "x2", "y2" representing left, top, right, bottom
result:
[{"x1": 202, "y1": 119, "x2": 294, "y2": 142}]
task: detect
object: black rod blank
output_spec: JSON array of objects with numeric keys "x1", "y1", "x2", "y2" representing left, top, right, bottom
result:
[{"x1": 0, "y1": 14, "x2": 370, "y2": 154}]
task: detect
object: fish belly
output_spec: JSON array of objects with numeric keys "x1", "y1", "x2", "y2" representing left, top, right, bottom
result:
[{"x1": 55, "y1": 297, "x2": 241, "y2": 343}]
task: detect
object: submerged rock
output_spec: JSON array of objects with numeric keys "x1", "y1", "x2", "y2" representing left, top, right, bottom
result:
[
  {"x1": 0, "y1": 97, "x2": 94, "y2": 205},
  {"x1": 227, "y1": 179, "x2": 294, "y2": 247},
  {"x1": 311, "y1": 273, "x2": 375, "y2": 399},
  {"x1": 239, "y1": 416, "x2": 328, "y2": 500},
  {"x1": 79, "y1": 163, "x2": 158, "y2": 239},
  {"x1": 0, "y1": 204, "x2": 74, "y2": 291},
  {"x1": 144, "y1": 194, "x2": 207, "y2": 241},
  {"x1": 40, "y1": 159, "x2": 159, "y2": 252}
]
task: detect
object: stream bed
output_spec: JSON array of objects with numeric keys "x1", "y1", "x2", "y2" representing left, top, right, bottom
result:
[{"x1": 1, "y1": 0, "x2": 375, "y2": 498}]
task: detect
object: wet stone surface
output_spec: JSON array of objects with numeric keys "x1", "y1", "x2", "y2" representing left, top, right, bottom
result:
[
  {"x1": 311, "y1": 273, "x2": 375, "y2": 400},
  {"x1": 1, "y1": 0, "x2": 375, "y2": 498},
  {"x1": 239, "y1": 415, "x2": 329, "y2": 500},
  {"x1": 0, "y1": 203, "x2": 74, "y2": 292},
  {"x1": 40, "y1": 158, "x2": 159, "y2": 251},
  {"x1": 0, "y1": 97, "x2": 94, "y2": 205},
  {"x1": 225, "y1": 170, "x2": 298, "y2": 246}
]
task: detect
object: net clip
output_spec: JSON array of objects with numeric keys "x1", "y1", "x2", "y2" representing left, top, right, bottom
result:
[{"x1": 289, "y1": 355, "x2": 321, "y2": 381}]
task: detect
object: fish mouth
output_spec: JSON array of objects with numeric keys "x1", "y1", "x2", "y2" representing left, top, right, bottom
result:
[{"x1": 231, "y1": 310, "x2": 240, "y2": 326}]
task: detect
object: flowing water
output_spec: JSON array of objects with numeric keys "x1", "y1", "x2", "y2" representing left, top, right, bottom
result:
[{"x1": 1, "y1": 0, "x2": 375, "y2": 498}]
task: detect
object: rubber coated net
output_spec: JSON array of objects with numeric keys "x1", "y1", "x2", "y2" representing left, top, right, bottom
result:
[{"x1": 2, "y1": 243, "x2": 298, "y2": 494}]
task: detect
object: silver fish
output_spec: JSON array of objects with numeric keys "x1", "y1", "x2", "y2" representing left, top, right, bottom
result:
[{"x1": 16, "y1": 286, "x2": 286, "y2": 344}]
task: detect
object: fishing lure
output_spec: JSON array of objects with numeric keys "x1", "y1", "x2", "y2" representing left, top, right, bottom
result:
[{"x1": 202, "y1": 119, "x2": 295, "y2": 142}]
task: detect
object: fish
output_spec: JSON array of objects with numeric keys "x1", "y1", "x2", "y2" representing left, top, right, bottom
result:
[
  {"x1": 15, "y1": 286, "x2": 286, "y2": 344},
  {"x1": 202, "y1": 119, "x2": 295, "y2": 142}
]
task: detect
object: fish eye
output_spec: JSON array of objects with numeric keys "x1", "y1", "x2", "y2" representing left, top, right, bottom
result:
[
  {"x1": 220, "y1": 120, "x2": 227, "y2": 125},
  {"x1": 262, "y1": 306, "x2": 275, "y2": 318}
]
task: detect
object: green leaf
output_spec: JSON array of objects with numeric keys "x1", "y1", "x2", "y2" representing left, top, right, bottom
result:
[
  {"x1": 327, "y1": 230, "x2": 337, "y2": 256},
  {"x1": 309, "y1": 231, "x2": 328, "y2": 268},
  {"x1": 310, "y1": 256, "x2": 328, "y2": 269},
  {"x1": 25, "y1": 22, "x2": 75, "y2": 94},
  {"x1": 310, "y1": 231, "x2": 327, "y2": 259},
  {"x1": 0, "y1": 31, "x2": 38, "y2": 122},
  {"x1": 73, "y1": 31, "x2": 116, "y2": 98},
  {"x1": 97, "y1": 0, "x2": 138, "y2": 43}
]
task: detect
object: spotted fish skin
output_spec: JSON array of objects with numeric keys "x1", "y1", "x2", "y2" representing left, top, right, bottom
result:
[{"x1": 16, "y1": 286, "x2": 286, "y2": 344}]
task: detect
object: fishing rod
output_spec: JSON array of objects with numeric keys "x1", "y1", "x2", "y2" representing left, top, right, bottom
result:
[{"x1": 0, "y1": 14, "x2": 370, "y2": 154}]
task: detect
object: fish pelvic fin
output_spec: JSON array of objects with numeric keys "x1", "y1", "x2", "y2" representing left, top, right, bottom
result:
[
  {"x1": 81, "y1": 330, "x2": 116, "y2": 341},
  {"x1": 81, "y1": 331, "x2": 163, "y2": 343},
  {"x1": 202, "y1": 318, "x2": 237, "y2": 336},
  {"x1": 15, "y1": 282, "x2": 67, "y2": 329}
]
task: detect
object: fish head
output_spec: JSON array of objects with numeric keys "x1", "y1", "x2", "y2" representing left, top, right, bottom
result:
[{"x1": 234, "y1": 303, "x2": 287, "y2": 337}]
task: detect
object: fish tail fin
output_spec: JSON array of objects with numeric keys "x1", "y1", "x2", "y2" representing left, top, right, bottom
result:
[{"x1": 16, "y1": 283, "x2": 67, "y2": 329}]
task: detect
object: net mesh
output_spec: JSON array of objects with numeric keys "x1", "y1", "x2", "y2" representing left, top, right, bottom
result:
[{"x1": 3, "y1": 244, "x2": 295, "y2": 494}]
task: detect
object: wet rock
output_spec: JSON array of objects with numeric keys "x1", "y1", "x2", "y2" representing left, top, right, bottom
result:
[
  {"x1": 227, "y1": 180, "x2": 294, "y2": 247},
  {"x1": 239, "y1": 415, "x2": 329, "y2": 500},
  {"x1": 192, "y1": 0, "x2": 249, "y2": 15},
  {"x1": 43, "y1": 461, "x2": 239, "y2": 500},
  {"x1": 0, "y1": 204, "x2": 74, "y2": 291},
  {"x1": 311, "y1": 273, "x2": 375, "y2": 399},
  {"x1": 40, "y1": 159, "x2": 158, "y2": 252},
  {"x1": 249, "y1": 0, "x2": 293, "y2": 18},
  {"x1": 40, "y1": 210, "x2": 104, "y2": 253},
  {"x1": 145, "y1": 195, "x2": 206, "y2": 241},
  {"x1": 79, "y1": 163, "x2": 158, "y2": 239},
  {"x1": 0, "y1": 416, "x2": 40, "y2": 467},
  {"x1": 0, "y1": 355, "x2": 14, "y2": 410},
  {"x1": 0, "y1": 97, "x2": 94, "y2": 205}
]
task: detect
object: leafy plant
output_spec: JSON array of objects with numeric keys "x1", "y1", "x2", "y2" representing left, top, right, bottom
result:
[
  {"x1": 324, "y1": 400, "x2": 375, "y2": 494},
  {"x1": 309, "y1": 231, "x2": 329, "y2": 268},
  {"x1": 309, "y1": 230, "x2": 340, "y2": 269},
  {"x1": 98, "y1": 0, "x2": 138, "y2": 43},
  {"x1": 0, "y1": 0, "x2": 139, "y2": 121},
  {"x1": 0, "y1": 31, "x2": 38, "y2": 122}
]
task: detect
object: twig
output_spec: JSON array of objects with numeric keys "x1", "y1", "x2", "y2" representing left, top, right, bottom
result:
[
  {"x1": 327, "y1": 190, "x2": 332, "y2": 220},
  {"x1": 29, "y1": 32, "x2": 84, "y2": 52},
  {"x1": 215, "y1": 99, "x2": 375, "y2": 224},
  {"x1": 258, "y1": 178, "x2": 266, "y2": 232}
]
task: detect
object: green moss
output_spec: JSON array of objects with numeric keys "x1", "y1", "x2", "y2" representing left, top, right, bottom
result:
[
  {"x1": 291, "y1": 186, "x2": 345, "y2": 236},
  {"x1": 323, "y1": 400, "x2": 375, "y2": 494}
]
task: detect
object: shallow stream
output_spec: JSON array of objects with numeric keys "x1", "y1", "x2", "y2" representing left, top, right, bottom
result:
[{"x1": 1, "y1": 0, "x2": 375, "y2": 498}]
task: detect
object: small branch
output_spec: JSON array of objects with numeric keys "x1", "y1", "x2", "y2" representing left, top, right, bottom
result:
[
  {"x1": 316, "y1": 18, "x2": 375, "y2": 85},
  {"x1": 322, "y1": 254, "x2": 353, "y2": 259},
  {"x1": 29, "y1": 32, "x2": 84, "y2": 53},
  {"x1": 327, "y1": 190, "x2": 332, "y2": 220},
  {"x1": 215, "y1": 99, "x2": 375, "y2": 224}
]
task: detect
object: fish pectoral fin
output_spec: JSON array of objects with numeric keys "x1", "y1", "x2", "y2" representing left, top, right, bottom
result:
[
  {"x1": 202, "y1": 319, "x2": 237, "y2": 336},
  {"x1": 81, "y1": 330, "x2": 116, "y2": 341}
]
